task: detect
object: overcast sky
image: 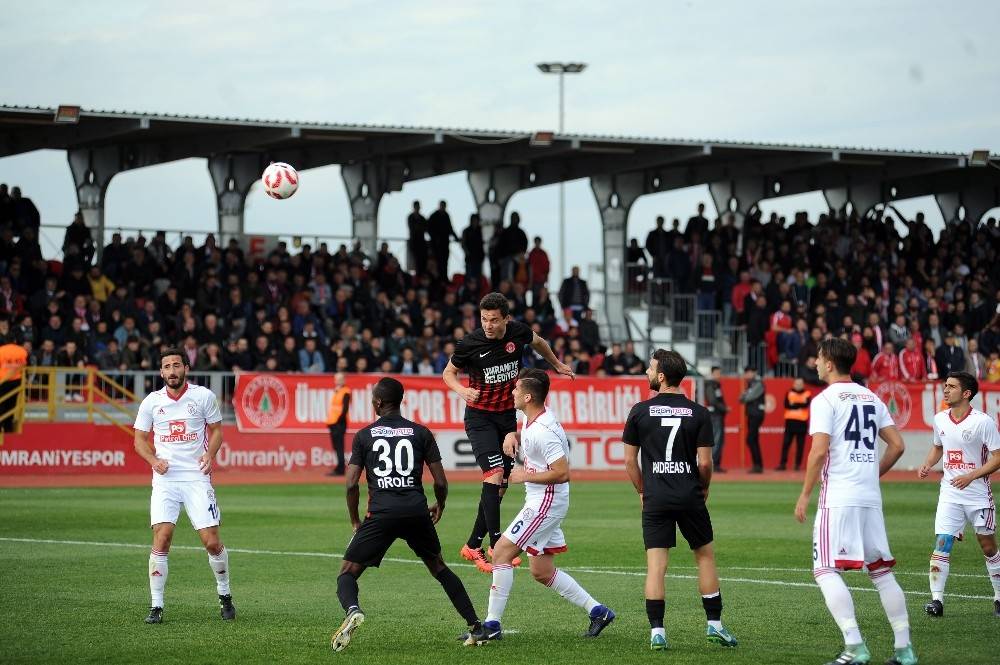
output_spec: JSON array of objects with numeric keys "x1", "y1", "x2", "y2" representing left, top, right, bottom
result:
[{"x1": 1, "y1": 0, "x2": 997, "y2": 283}]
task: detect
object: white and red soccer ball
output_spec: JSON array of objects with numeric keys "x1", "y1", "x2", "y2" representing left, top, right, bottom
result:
[{"x1": 261, "y1": 162, "x2": 299, "y2": 199}]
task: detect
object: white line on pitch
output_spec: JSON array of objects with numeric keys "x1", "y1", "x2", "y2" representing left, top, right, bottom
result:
[
  {"x1": 576, "y1": 563, "x2": 989, "y2": 580},
  {"x1": 0, "y1": 536, "x2": 993, "y2": 602}
]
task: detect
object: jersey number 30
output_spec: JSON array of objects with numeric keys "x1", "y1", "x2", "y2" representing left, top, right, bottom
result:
[{"x1": 372, "y1": 438, "x2": 414, "y2": 477}]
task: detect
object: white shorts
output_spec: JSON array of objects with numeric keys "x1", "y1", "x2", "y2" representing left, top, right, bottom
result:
[
  {"x1": 813, "y1": 506, "x2": 895, "y2": 572},
  {"x1": 150, "y1": 481, "x2": 221, "y2": 531},
  {"x1": 503, "y1": 502, "x2": 568, "y2": 556},
  {"x1": 935, "y1": 501, "x2": 996, "y2": 537}
]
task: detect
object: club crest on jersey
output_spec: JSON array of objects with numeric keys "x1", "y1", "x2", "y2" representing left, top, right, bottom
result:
[
  {"x1": 649, "y1": 405, "x2": 693, "y2": 417},
  {"x1": 187, "y1": 403, "x2": 197, "y2": 415},
  {"x1": 505, "y1": 342, "x2": 516, "y2": 354},
  {"x1": 962, "y1": 429, "x2": 973, "y2": 442}
]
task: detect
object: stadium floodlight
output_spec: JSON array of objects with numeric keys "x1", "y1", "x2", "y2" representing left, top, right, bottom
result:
[
  {"x1": 530, "y1": 131, "x2": 555, "y2": 147},
  {"x1": 536, "y1": 62, "x2": 587, "y2": 287},
  {"x1": 54, "y1": 105, "x2": 81, "y2": 124},
  {"x1": 968, "y1": 150, "x2": 990, "y2": 167}
]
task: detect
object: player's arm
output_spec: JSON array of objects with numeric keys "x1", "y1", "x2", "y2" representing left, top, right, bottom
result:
[
  {"x1": 344, "y1": 463, "x2": 363, "y2": 531},
  {"x1": 442, "y1": 360, "x2": 479, "y2": 404},
  {"x1": 502, "y1": 431, "x2": 521, "y2": 457},
  {"x1": 198, "y1": 421, "x2": 223, "y2": 474},
  {"x1": 530, "y1": 332, "x2": 575, "y2": 378},
  {"x1": 877, "y1": 425, "x2": 905, "y2": 476},
  {"x1": 509, "y1": 455, "x2": 569, "y2": 485},
  {"x1": 426, "y1": 460, "x2": 448, "y2": 524},
  {"x1": 917, "y1": 443, "x2": 944, "y2": 479},
  {"x1": 623, "y1": 443, "x2": 642, "y2": 497},
  {"x1": 133, "y1": 428, "x2": 168, "y2": 475},
  {"x1": 795, "y1": 432, "x2": 829, "y2": 523},
  {"x1": 697, "y1": 446, "x2": 713, "y2": 501},
  {"x1": 952, "y1": 449, "x2": 1000, "y2": 490}
]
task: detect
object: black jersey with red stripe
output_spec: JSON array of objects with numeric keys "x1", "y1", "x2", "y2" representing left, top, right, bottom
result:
[{"x1": 450, "y1": 320, "x2": 534, "y2": 412}]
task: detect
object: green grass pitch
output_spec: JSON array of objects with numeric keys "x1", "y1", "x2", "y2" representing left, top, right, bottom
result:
[{"x1": 1, "y1": 481, "x2": 997, "y2": 664}]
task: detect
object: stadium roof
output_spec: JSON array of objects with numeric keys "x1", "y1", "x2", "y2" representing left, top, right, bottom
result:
[{"x1": 1, "y1": 104, "x2": 997, "y2": 204}]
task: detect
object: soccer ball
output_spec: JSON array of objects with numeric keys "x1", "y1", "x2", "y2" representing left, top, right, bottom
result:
[{"x1": 261, "y1": 162, "x2": 299, "y2": 199}]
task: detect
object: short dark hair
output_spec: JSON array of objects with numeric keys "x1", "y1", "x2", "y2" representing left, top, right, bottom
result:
[
  {"x1": 710, "y1": 366, "x2": 721, "y2": 372},
  {"x1": 518, "y1": 368, "x2": 550, "y2": 404},
  {"x1": 479, "y1": 292, "x2": 510, "y2": 318},
  {"x1": 160, "y1": 347, "x2": 189, "y2": 367},
  {"x1": 652, "y1": 348, "x2": 686, "y2": 387},
  {"x1": 818, "y1": 338, "x2": 856, "y2": 375},
  {"x1": 372, "y1": 377, "x2": 404, "y2": 409},
  {"x1": 947, "y1": 371, "x2": 979, "y2": 399}
]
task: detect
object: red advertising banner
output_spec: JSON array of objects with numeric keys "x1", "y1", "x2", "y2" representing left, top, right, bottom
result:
[{"x1": 233, "y1": 372, "x2": 695, "y2": 434}]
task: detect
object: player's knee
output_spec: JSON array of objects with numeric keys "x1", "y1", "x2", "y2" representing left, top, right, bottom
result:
[
  {"x1": 339, "y1": 561, "x2": 364, "y2": 578},
  {"x1": 205, "y1": 540, "x2": 223, "y2": 556},
  {"x1": 531, "y1": 566, "x2": 551, "y2": 584},
  {"x1": 980, "y1": 538, "x2": 998, "y2": 557},
  {"x1": 423, "y1": 554, "x2": 447, "y2": 576},
  {"x1": 934, "y1": 533, "x2": 954, "y2": 553}
]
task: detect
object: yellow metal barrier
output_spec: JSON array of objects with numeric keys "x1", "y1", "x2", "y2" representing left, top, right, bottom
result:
[{"x1": 0, "y1": 366, "x2": 139, "y2": 444}]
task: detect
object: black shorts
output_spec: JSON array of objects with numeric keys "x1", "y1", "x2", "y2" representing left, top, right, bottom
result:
[
  {"x1": 465, "y1": 407, "x2": 516, "y2": 484},
  {"x1": 343, "y1": 512, "x2": 441, "y2": 568},
  {"x1": 642, "y1": 505, "x2": 714, "y2": 550}
]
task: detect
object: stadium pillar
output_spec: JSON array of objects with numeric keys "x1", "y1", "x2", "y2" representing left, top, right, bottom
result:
[
  {"x1": 68, "y1": 146, "x2": 121, "y2": 262},
  {"x1": 208, "y1": 153, "x2": 262, "y2": 245},
  {"x1": 935, "y1": 188, "x2": 997, "y2": 227},
  {"x1": 468, "y1": 166, "x2": 521, "y2": 245},
  {"x1": 341, "y1": 163, "x2": 383, "y2": 256},
  {"x1": 822, "y1": 182, "x2": 883, "y2": 219},
  {"x1": 708, "y1": 178, "x2": 763, "y2": 241},
  {"x1": 590, "y1": 172, "x2": 643, "y2": 343}
]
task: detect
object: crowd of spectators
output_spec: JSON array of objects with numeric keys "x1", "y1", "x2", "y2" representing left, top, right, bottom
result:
[
  {"x1": 2, "y1": 181, "x2": 999, "y2": 386},
  {"x1": 630, "y1": 203, "x2": 1000, "y2": 383}
]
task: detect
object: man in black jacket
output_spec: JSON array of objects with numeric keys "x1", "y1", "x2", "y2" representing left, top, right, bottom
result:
[
  {"x1": 704, "y1": 366, "x2": 729, "y2": 472},
  {"x1": 935, "y1": 332, "x2": 965, "y2": 377},
  {"x1": 461, "y1": 214, "x2": 485, "y2": 281},
  {"x1": 738, "y1": 366, "x2": 765, "y2": 474}
]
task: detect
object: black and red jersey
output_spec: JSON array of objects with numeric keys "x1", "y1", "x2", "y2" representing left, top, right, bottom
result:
[{"x1": 450, "y1": 320, "x2": 533, "y2": 413}]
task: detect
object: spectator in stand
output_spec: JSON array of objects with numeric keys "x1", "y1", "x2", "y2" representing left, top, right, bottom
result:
[
  {"x1": 922, "y1": 339, "x2": 940, "y2": 381},
  {"x1": 578, "y1": 308, "x2": 600, "y2": 353},
  {"x1": 871, "y1": 341, "x2": 900, "y2": 382},
  {"x1": 9, "y1": 187, "x2": 40, "y2": 236},
  {"x1": 666, "y1": 235, "x2": 691, "y2": 292},
  {"x1": 730, "y1": 271, "x2": 753, "y2": 325},
  {"x1": 898, "y1": 338, "x2": 924, "y2": 383},
  {"x1": 497, "y1": 212, "x2": 528, "y2": 283},
  {"x1": 935, "y1": 331, "x2": 965, "y2": 377},
  {"x1": 63, "y1": 212, "x2": 95, "y2": 266},
  {"x1": 427, "y1": 200, "x2": 460, "y2": 279},
  {"x1": 461, "y1": 214, "x2": 485, "y2": 281},
  {"x1": 887, "y1": 313, "x2": 909, "y2": 348},
  {"x1": 527, "y1": 236, "x2": 550, "y2": 292},
  {"x1": 987, "y1": 351, "x2": 1000, "y2": 383},
  {"x1": 602, "y1": 342, "x2": 626, "y2": 375},
  {"x1": 406, "y1": 201, "x2": 428, "y2": 274},
  {"x1": 645, "y1": 216, "x2": 670, "y2": 278},
  {"x1": 622, "y1": 341, "x2": 645, "y2": 375},
  {"x1": 558, "y1": 266, "x2": 589, "y2": 323},
  {"x1": 695, "y1": 253, "x2": 717, "y2": 311},
  {"x1": 298, "y1": 337, "x2": 325, "y2": 373},
  {"x1": 686, "y1": 202, "x2": 710, "y2": 240},
  {"x1": 964, "y1": 338, "x2": 986, "y2": 380},
  {"x1": 923, "y1": 312, "x2": 945, "y2": 349},
  {"x1": 850, "y1": 333, "x2": 872, "y2": 381}
]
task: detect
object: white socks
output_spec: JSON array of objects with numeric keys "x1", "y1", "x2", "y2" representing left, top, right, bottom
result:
[
  {"x1": 546, "y1": 569, "x2": 599, "y2": 613},
  {"x1": 929, "y1": 549, "x2": 950, "y2": 602},
  {"x1": 869, "y1": 568, "x2": 910, "y2": 650},
  {"x1": 814, "y1": 569, "x2": 862, "y2": 645},
  {"x1": 149, "y1": 549, "x2": 168, "y2": 608},
  {"x1": 209, "y1": 547, "x2": 231, "y2": 595},
  {"x1": 985, "y1": 551, "x2": 1000, "y2": 601},
  {"x1": 486, "y1": 564, "x2": 513, "y2": 623}
]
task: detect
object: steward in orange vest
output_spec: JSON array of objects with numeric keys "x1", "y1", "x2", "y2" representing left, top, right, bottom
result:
[
  {"x1": 326, "y1": 373, "x2": 351, "y2": 476},
  {"x1": 778, "y1": 378, "x2": 811, "y2": 471}
]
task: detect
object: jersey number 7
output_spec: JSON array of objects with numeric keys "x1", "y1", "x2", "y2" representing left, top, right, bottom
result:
[{"x1": 660, "y1": 417, "x2": 680, "y2": 460}]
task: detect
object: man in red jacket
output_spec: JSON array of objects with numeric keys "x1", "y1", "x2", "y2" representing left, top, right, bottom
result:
[
  {"x1": 871, "y1": 341, "x2": 901, "y2": 382},
  {"x1": 898, "y1": 338, "x2": 925, "y2": 383},
  {"x1": 850, "y1": 333, "x2": 872, "y2": 380}
]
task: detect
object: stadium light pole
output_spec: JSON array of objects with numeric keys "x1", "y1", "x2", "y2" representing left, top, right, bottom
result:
[{"x1": 537, "y1": 62, "x2": 586, "y2": 285}]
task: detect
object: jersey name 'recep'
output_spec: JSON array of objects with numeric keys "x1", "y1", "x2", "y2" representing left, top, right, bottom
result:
[
  {"x1": 450, "y1": 320, "x2": 534, "y2": 413},
  {"x1": 349, "y1": 413, "x2": 441, "y2": 516},
  {"x1": 519, "y1": 409, "x2": 570, "y2": 514},
  {"x1": 933, "y1": 408, "x2": 1000, "y2": 508},
  {"x1": 809, "y1": 381, "x2": 894, "y2": 508},
  {"x1": 133, "y1": 383, "x2": 222, "y2": 484},
  {"x1": 622, "y1": 393, "x2": 714, "y2": 510}
]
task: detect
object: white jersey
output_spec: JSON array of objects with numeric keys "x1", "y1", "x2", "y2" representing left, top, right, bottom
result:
[
  {"x1": 809, "y1": 381, "x2": 895, "y2": 508},
  {"x1": 134, "y1": 383, "x2": 222, "y2": 484},
  {"x1": 933, "y1": 408, "x2": 1000, "y2": 508},
  {"x1": 519, "y1": 408, "x2": 570, "y2": 513}
]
